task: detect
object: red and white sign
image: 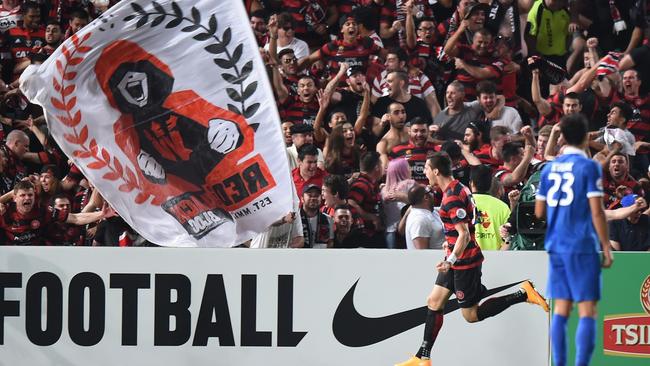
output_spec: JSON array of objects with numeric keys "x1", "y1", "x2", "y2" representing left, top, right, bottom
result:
[{"x1": 20, "y1": 0, "x2": 292, "y2": 247}]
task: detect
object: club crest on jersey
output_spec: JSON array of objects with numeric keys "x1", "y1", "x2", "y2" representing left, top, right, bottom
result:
[
  {"x1": 30, "y1": 220, "x2": 40, "y2": 229},
  {"x1": 456, "y1": 208, "x2": 467, "y2": 219}
]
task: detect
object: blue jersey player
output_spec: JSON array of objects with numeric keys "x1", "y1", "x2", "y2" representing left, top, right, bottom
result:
[{"x1": 535, "y1": 114, "x2": 614, "y2": 366}]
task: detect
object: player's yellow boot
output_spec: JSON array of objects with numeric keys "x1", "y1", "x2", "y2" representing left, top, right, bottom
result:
[
  {"x1": 395, "y1": 356, "x2": 431, "y2": 366},
  {"x1": 522, "y1": 280, "x2": 549, "y2": 312}
]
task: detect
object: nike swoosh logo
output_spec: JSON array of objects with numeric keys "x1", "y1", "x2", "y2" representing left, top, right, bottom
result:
[{"x1": 332, "y1": 279, "x2": 524, "y2": 347}]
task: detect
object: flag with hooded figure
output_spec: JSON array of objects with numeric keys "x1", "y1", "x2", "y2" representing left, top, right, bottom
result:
[{"x1": 20, "y1": 0, "x2": 293, "y2": 247}]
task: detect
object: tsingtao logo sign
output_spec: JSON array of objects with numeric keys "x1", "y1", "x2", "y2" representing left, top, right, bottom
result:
[{"x1": 603, "y1": 275, "x2": 650, "y2": 358}]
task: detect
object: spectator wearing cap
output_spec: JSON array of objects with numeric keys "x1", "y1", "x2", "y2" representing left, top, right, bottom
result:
[
  {"x1": 299, "y1": 184, "x2": 334, "y2": 248},
  {"x1": 292, "y1": 144, "x2": 327, "y2": 201},
  {"x1": 298, "y1": 13, "x2": 382, "y2": 81},
  {"x1": 608, "y1": 194, "x2": 650, "y2": 251},
  {"x1": 403, "y1": 184, "x2": 445, "y2": 250},
  {"x1": 286, "y1": 124, "x2": 325, "y2": 171},
  {"x1": 266, "y1": 12, "x2": 309, "y2": 60},
  {"x1": 371, "y1": 48, "x2": 441, "y2": 117}
]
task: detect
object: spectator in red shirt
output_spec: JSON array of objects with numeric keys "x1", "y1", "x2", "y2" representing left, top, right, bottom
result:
[
  {"x1": 278, "y1": 74, "x2": 320, "y2": 126},
  {"x1": 292, "y1": 144, "x2": 327, "y2": 201},
  {"x1": 299, "y1": 14, "x2": 382, "y2": 80}
]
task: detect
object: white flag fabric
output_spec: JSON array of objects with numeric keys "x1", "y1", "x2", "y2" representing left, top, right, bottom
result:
[{"x1": 20, "y1": 0, "x2": 293, "y2": 247}]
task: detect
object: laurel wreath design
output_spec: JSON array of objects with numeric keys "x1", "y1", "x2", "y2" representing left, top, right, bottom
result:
[
  {"x1": 124, "y1": 1, "x2": 260, "y2": 118},
  {"x1": 50, "y1": 32, "x2": 151, "y2": 204},
  {"x1": 641, "y1": 275, "x2": 650, "y2": 316}
]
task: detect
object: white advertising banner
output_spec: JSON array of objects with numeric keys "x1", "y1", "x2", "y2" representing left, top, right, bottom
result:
[
  {"x1": 0, "y1": 248, "x2": 549, "y2": 366},
  {"x1": 19, "y1": 0, "x2": 292, "y2": 247}
]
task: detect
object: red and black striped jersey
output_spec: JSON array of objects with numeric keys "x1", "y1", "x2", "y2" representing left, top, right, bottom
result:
[
  {"x1": 281, "y1": 0, "x2": 329, "y2": 37},
  {"x1": 495, "y1": 165, "x2": 525, "y2": 194},
  {"x1": 279, "y1": 94, "x2": 319, "y2": 126},
  {"x1": 6, "y1": 25, "x2": 45, "y2": 60},
  {"x1": 0, "y1": 203, "x2": 68, "y2": 245},
  {"x1": 389, "y1": 142, "x2": 439, "y2": 184},
  {"x1": 0, "y1": 4, "x2": 21, "y2": 33},
  {"x1": 473, "y1": 143, "x2": 501, "y2": 170},
  {"x1": 282, "y1": 74, "x2": 300, "y2": 97},
  {"x1": 612, "y1": 92, "x2": 650, "y2": 151},
  {"x1": 439, "y1": 179, "x2": 483, "y2": 270},
  {"x1": 380, "y1": 0, "x2": 434, "y2": 25},
  {"x1": 319, "y1": 36, "x2": 381, "y2": 79},
  {"x1": 455, "y1": 44, "x2": 503, "y2": 101},
  {"x1": 348, "y1": 172, "x2": 381, "y2": 235}
]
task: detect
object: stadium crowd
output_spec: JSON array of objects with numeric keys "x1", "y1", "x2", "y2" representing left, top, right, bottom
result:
[{"x1": 0, "y1": 0, "x2": 649, "y2": 249}]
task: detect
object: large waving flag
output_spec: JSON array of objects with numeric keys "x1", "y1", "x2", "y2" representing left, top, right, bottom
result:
[{"x1": 20, "y1": 0, "x2": 293, "y2": 247}]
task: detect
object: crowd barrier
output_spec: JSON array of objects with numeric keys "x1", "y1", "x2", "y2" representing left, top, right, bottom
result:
[
  {"x1": 562, "y1": 252, "x2": 650, "y2": 365},
  {"x1": 0, "y1": 248, "x2": 549, "y2": 366}
]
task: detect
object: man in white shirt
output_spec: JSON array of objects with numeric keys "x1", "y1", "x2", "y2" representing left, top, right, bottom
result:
[
  {"x1": 404, "y1": 184, "x2": 445, "y2": 249},
  {"x1": 473, "y1": 80, "x2": 522, "y2": 134}
]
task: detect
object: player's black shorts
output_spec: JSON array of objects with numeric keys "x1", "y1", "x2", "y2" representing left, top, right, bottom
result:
[{"x1": 435, "y1": 264, "x2": 484, "y2": 308}]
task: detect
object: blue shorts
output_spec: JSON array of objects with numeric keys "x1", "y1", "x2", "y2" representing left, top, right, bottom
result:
[{"x1": 547, "y1": 252, "x2": 601, "y2": 302}]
